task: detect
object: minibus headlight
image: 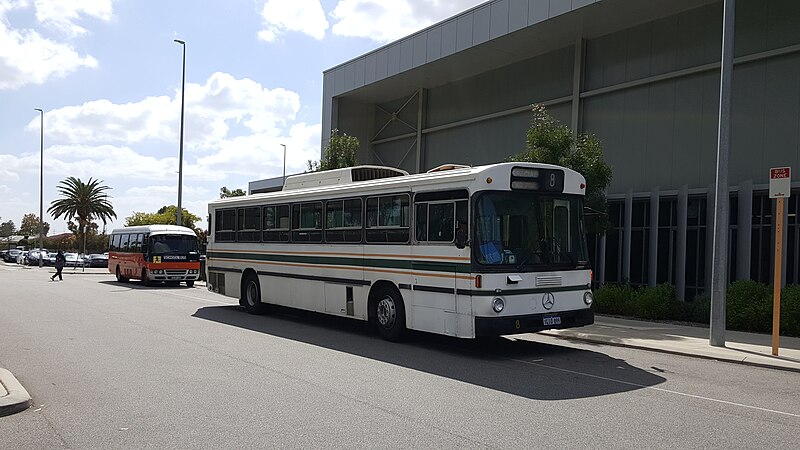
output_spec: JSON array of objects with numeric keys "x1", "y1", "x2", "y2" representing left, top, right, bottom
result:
[
  {"x1": 584, "y1": 291, "x2": 594, "y2": 305},
  {"x1": 491, "y1": 297, "x2": 505, "y2": 313}
]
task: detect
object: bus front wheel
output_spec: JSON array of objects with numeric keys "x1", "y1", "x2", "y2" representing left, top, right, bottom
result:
[
  {"x1": 372, "y1": 286, "x2": 407, "y2": 342},
  {"x1": 116, "y1": 266, "x2": 128, "y2": 283},
  {"x1": 141, "y1": 268, "x2": 151, "y2": 287},
  {"x1": 242, "y1": 274, "x2": 267, "y2": 315},
  {"x1": 186, "y1": 280, "x2": 194, "y2": 288}
]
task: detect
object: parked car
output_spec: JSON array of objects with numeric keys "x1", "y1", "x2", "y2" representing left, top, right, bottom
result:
[
  {"x1": 25, "y1": 249, "x2": 48, "y2": 265},
  {"x1": 85, "y1": 253, "x2": 109, "y2": 268},
  {"x1": 15, "y1": 251, "x2": 29, "y2": 264},
  {"x1": 46, "y1": 252, "x2": 57, "y2": 266},
  {"x1": 3, "y1": 249, "x2": 21, "y2": 263},
  {"x1": 64, "y1": 252, "x2": 82, "y2": 267}
]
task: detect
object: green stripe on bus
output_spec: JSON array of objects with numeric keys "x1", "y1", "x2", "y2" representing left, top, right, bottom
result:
[{"x1": 207, "y1": 251, "x2": 472, "y2": 274}]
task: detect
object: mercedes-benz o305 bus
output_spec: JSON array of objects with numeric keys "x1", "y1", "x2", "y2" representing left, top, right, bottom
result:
[
  {"x1": 206, "y1": 162, "x2": 594, "y2": 340},
  {"x1": 108, "y1": 225, "x2": 202, "y2": 287}
]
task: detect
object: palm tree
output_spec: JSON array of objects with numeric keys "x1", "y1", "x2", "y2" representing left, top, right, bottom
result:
[{"x1": 48, "y1": 177, "x2": 117, "y2": 254}]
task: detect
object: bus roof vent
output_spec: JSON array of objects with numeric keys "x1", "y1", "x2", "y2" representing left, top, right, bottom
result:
[
  {"x1": 283, "y1": 165, "x2": 408, "y2": 190},
  {"x1": 426, "y1": 164, "x2": 470, "y2": 173}
]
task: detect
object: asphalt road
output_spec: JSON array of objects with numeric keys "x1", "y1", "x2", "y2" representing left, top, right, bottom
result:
[{"x1": 1, "y1": 263, "x2": 798, "y2": 449}]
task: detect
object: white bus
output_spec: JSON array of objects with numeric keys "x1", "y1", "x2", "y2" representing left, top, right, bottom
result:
[{"x1": 206, "y1": 162, "x2": 594, "y2": 340}]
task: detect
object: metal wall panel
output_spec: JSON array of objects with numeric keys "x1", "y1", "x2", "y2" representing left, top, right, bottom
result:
[
  {"x1": 400, "y1": 39, "x2": 414, "y2": 72},
  {"x1": 650, "y1": 15, "x2": 678, "y2": 75},
  {"x1": 644, "y1": 82, "x2": 676, "y2": 188},
  {"x1": 373, "y1": 138, "x2": 418, "y2": 173},
  {"x1": 550, "y1": 0, "x2": 571, "y2": 17},
  {"x1": 529, "y1": 0, "x2": 549, "y2": 24},
  {"x1": 625, "y1": 24, "x2": 652, "y2": 82},
  {"x1": 456, "y1": 14, "x2": 473, "y2": 52},
  {"x1": 413, "y1": 34, "x2": 427, "y2": 68},
  {"x1": 334, "y1": 67, "x2": 345, "y2": 95},
  {"x1": 344, "y1": 63, "x2": 355, "y2": 92},
  {"x1": 353, "y1": 58, "x2": 365, "y2": 88},
  {"x1": 427, "y1": 26, "x2": 442, "y2": 61},
  {"x1": 427, "y1": 46, "x2": 572, "y2": 127},
  {"x1": 763, "y1": 55, "x2": 800, "y2": 173},
  {"x1": 766, "y1": 1, "x2": 800, "y2": 50},
  {"x1": 473, "y1": 6, "x2": 491, "y2": 46},
  {"x1": 490, "y1": 0, "x2": 510, "y2": 39},
  {"x1": 509, "y1": 0, "x2": 529, "y2": 32},
  {"x1": 572, "y1": 0, "x2": 595, "y2": 8},
  {"x1": 387, "y1": 44, "x2": 401, "y2": 76},
  {"x1": 441, "y1": 20, "x2": 457, "y2": 57},
  {"x1": 364, "y1": 53, "x2": 377, "y2": 84},
  {"x1": 375, "y1": 49, "x2": 388, "y2": 79},
  {"x1": 730, "y1": 62, "x2": 766, "y2": 186}
]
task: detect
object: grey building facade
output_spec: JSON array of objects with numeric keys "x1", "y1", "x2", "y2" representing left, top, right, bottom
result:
[{"x1": 320, "y1": 0, "x2": 800, "y2": 299}]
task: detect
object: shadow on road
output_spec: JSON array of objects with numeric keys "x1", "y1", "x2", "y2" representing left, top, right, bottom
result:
[{"x1": 192, "y1": 305, "x2": 666, "y2": 401}]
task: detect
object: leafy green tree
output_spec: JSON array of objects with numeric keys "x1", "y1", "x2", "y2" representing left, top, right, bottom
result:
[
  {"x1": 307, "y1": 128, "x2": 359, "y2": 172},
  {"x1": 220, "y1": 186, "x2": 246, "y2": 198},
  {"x1": 48, "y1": 177, "x2": 116, "y2": 254},
  {"x1": 0, "y1": 219, "x2": 15, "y2": 237},
  {"x1": 125, "y1": 205, "x2": 201, "y2": 231},
  {"x1": 19, "y1": 213, "x2": 50, "y2": 238},
  {"x1": 509, "y1": 104, "x2": 613, "y2": 231}
]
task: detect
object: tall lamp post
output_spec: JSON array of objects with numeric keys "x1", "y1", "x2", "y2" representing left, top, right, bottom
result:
[
  {"x1": 281, "y1": 144, "x2": 287, "y2": 185},
  {"x1": 34, "y1": 108, "x2": 44, "y2": 268},
  {"x1": 174, "y1": 39, "x2": 186, "y2": 227}
]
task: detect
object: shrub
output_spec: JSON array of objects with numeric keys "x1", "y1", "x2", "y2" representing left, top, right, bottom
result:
[
  {"x1": 780, "y1": 285, "x2": 800, "y2": 337},
  {"x1": 683, "y1": 295, "x2": 711, "y2": 324},
  {"x1": 726, "y1": 280, "x2": 771, "y2": 333},
  {"x1": 630, "y1": 283, "x2": 677, "y2": 320},
  {"x1": 593, "y1": 284, "x2": 633, "y2": 315}
]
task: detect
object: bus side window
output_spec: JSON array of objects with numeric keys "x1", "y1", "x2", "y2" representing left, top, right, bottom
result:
[{"x1": 120, "y1": 234, "x2": 130, "y2": 252}]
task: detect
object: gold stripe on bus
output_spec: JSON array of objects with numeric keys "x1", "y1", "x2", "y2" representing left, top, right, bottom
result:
[
  {"x1": 213, "y1": 257, "x2": 472, "y2": 281},
  {"x1": 214, "y1": 248, "x2": 469, "y2": 262}
]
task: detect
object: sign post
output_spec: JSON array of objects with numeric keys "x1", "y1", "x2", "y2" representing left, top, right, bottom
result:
[{"x1": 769, "y1": 167, "x2": 791, "y2": 356}]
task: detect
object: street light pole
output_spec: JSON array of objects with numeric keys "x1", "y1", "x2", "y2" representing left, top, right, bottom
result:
[
  {"x1": 34, "y1": 108, "x2": 44, "y2": 268},
  {"x1": 174, "y1": 39, "x2": 186, "y2": 227},
  {"x1": 281, "y1": 144, "x2": 287, "y2": 186}
]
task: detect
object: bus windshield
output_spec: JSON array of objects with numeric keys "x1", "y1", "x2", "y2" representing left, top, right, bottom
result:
[
  {"x1": 148, "y1": 235, "x2": 199, "y2": 255},
  {"x1": 474, "y1": 192, "x2": 587, "y2": 269}
]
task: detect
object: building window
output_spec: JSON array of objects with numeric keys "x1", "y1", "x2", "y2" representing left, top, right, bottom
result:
[
  {"x1": 685, "y1": 196, "x2": 707, "y2": 299},
  {"x1": 656, "y1": 197, "x2": 678, "y2": 285},
  {"x1": 629, "y1": 200, "x2": 649, "y2": 287},
  {"x1": 603, "y1": 201, "x2": 624, "y2": 283},
  {"x1": 751, "y1": 193, "x2": 772, "y2": 284}
]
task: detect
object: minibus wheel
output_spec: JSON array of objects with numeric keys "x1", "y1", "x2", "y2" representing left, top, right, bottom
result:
[{"x1": 115, "y1": 266, "x2": 128, "y2": 283}]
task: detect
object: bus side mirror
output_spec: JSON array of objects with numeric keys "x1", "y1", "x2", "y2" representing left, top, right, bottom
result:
[{"x1": 455, "y1": 228, "x2": 468, "y2": 249}]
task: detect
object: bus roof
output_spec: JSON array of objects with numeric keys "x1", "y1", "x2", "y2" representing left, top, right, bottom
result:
[
  {"x1": 210, "y1": 162, "x2": 586, "y2": 207},
  {"x1": 110, "y1": 225, "x2": 197, "y2": 236}
]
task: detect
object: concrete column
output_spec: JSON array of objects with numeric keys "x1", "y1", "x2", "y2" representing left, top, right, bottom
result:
[
  {"x1": 736, "y1": 180, "x2": 753, "y2": 281},
  {"x1": 623, "y1": 190, "x2": 633, "y2": 282},
  {"x1": 416, "y1": 88, "x2": 427, "y2": 173},
  {"x1": 705, "y1": 186, "x2": 715, "y2": 295},
  {"x1": 571, "y1": 38, "x2": 585, "y2": 138},
  {"x1": 649, "y1": 188, "x2": 660, "y2": 287},
  {"x1": 676, "y1": 185, "x2": 689, "y2": 301}
]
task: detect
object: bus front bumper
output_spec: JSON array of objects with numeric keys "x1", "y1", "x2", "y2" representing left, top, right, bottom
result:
[{"x1": 475, "y1": 308, "x2": 594, "y2": 337}]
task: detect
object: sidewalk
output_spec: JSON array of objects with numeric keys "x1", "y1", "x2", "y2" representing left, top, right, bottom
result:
[{"x1": 539, "y1": 315, "x2": 800, "y2": 372}]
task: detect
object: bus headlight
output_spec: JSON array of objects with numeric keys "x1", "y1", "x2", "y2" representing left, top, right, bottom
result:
[
  {"x1": 584, "y1": 291, "x2": 594, "y2": 305},
  {"x1": 491, "y1": 297, "x2": 505, "y2": 313}
]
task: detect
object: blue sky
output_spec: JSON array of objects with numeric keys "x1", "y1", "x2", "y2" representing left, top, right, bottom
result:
[{"x1": 0, "y1": 0, "x2": 483, "y2": 234}]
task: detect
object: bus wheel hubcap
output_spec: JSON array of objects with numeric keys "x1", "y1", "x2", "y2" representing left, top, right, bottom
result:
[
  {"x1": 247, "y1": 282, "x2": 258, "y2": 306},
  {"x1": 377, "y1": 297, "x2": 396, "y2": 328}
]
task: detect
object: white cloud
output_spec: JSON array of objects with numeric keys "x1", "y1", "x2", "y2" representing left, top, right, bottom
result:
[
  {"x1": 32, "y1": 72, "x2": 302, "y2": 152},
  {"x1": 33, "y1": 0, "x2": 114, "y2": 37},
  {"x1": 258, "y1": 0, "x2": 329, "y2": 42},
  {"x1": 0, "y1": 0, "x2": 114, "y2": 89},
  {"x1": 329, "y1": 0, "x2": 486, "y2": 43}
]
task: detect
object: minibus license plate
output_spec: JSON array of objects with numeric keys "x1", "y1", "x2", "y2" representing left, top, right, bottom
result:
[{"x1": 543, "y1": 315, "x2": 561, "y2": 326}]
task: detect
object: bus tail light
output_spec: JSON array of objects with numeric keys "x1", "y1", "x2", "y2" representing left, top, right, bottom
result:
[{"x1": 475, "y1": 275, "x2": 482, "y2": 288}]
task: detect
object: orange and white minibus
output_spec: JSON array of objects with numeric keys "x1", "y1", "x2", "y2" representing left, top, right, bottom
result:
[{"x1": 108, "y1": 225, "x2": 201, "y2": 287}]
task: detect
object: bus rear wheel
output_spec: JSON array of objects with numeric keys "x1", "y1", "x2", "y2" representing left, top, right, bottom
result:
[
  {"x1": 116, "y1": 266, "x2": 128, "y2": 283},
  {"x1": 242, "y1": 273, "x2": 267, "y2": 315},
  {"x1": 372, "y1": 286, "x2": 406, "y2": 342}
]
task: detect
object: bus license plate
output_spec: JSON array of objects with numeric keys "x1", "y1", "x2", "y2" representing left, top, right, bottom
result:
[
  {"x1": 169, "y1": 276, "x2": 180, "y2": 280},
  {"x1": 543, "y1": 315, "x2": 561, "y2": 326}
]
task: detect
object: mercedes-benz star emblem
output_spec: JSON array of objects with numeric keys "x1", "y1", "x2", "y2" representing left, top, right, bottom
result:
[{"x1": 542, "y1": 292, "x2": 555, "y2": 310}]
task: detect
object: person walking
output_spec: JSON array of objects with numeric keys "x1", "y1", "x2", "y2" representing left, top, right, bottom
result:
[{"x1": 51, "y1": 250, "x2": 66, "y2": 281}]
